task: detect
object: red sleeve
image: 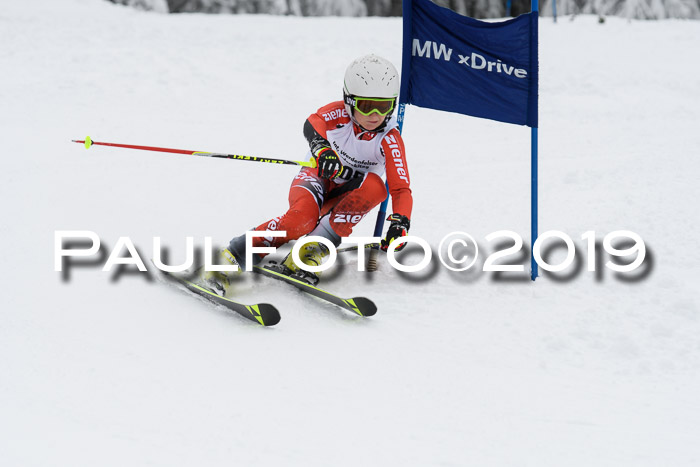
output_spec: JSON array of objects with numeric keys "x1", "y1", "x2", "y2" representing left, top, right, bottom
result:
[
  {"x1": 381, "y1": 129, "x2": 413, "y2": 219},
  {"x1": 307, "y1": 101, "x2": 351, "y2": 139}
]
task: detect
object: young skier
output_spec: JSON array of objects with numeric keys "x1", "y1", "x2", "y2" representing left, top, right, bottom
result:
[{"x1": 209, "y1": 54, "x2": 413, "y2": 289}]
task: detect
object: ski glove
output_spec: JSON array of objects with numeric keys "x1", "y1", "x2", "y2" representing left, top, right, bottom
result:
[
  {"x1": 315, "y1": 146, "x2": 348, "y2": 180},
  {"x1": 381, "y1": 214, "x2": 411, "y2": 252}
]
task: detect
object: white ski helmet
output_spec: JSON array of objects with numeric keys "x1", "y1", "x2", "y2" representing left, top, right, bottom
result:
[{"x1": 343, "y1": 54, "x2": 400, "y2": 125}]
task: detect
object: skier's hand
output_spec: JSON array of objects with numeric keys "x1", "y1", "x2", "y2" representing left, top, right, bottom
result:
[
  {"x1": 381, "y1": 214, "x2": 411, "y2": 252},
  {"x1": 316, "y1": 147, "x2": 348, "y2": 180}
]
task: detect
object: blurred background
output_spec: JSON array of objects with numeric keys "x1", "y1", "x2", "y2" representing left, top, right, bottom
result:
[{"x1": 107, "y1": 0, "x2": 700, "y2": 19}]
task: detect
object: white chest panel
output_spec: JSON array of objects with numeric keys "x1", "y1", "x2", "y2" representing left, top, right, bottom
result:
[{"x1": 328, "y1": 126, "x2": 383, "y2": 177}]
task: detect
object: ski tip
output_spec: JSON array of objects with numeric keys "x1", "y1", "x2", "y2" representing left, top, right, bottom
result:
[
  {"x1": 84, "y1": 136, "x2": 93, "y2": 149},
  {"x1": 257, "y1": 304, "x2": 282, "y2": 326},
  {"x1": 349, "y1": 297, "x2": 377, "y2": 317}
]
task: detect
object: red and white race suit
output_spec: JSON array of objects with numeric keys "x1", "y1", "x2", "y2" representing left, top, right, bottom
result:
[{"x1": 251, "y1": 101, "x2": 413, "y2": 249}]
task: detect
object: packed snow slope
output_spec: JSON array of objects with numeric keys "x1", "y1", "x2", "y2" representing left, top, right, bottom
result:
[{"x1": 2, "y1": 1, "x2": 699, "y2": 466}]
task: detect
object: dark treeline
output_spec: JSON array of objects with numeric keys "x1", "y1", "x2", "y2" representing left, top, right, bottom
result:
[{"x1": 109, "y1": 0, "x2": 700, "y2": 19}]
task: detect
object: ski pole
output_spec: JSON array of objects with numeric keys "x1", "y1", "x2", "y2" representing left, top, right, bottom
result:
[
  {"x1": 72, "y1": 136, "x2": 317, "y2": 168},
  {"x1": 337, "y1": 243, "x2": 380, "y2": 254}
]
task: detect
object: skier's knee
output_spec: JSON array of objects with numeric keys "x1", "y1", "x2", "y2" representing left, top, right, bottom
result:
[{"x1": 363, "y1": 173, "x2": 387, "y2": 205}]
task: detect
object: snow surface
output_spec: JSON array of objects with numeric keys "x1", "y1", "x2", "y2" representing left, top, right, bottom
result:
[{"x1": 2, "y1": 1, "x2": 700, "y2": 466}]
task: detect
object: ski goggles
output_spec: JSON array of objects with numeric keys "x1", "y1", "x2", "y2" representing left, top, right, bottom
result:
[{"x1": 347, "y1": 96, "x2": 396, "y2": 117}]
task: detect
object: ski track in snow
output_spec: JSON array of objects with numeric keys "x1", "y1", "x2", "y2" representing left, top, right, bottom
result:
[{"x1": 1, "y1": 1, "x2": 699, "y2": 466}]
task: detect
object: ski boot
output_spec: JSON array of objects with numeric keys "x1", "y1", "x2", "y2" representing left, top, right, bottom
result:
[
  {"x1": 200, "y1": 248, "x2": 240, "y2": 296},
  {"x1": 277, "y1": 242, "x2": 329, "y2": 286}
]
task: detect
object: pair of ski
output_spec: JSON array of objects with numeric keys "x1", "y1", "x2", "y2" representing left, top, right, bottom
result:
[{"x1": 160, "y1": 264, "x2": 377, "y2": 326}]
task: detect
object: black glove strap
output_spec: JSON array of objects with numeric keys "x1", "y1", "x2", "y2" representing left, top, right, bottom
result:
[{"x1": 387, "y1": 214, "x2": 410, "y2": 230}]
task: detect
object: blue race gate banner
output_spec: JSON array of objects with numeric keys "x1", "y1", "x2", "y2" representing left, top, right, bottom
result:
[{"x1": 400, "y1": 0, "x2": 538, "y2": 127}]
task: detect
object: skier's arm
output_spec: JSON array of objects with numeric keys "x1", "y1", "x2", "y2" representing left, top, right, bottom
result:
[
  {"x1": 380, "y1": 129, "x2": 413, "y2": 251},
  {"x1": 304, "y1": 118, "x2": 331, "y2": 156},
  {"x1": 304, "y1": 117, "x2": 347, "y2": 180},
  {"x1": 382, "y1": 129, "x2": 413, "y2": 219}
]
